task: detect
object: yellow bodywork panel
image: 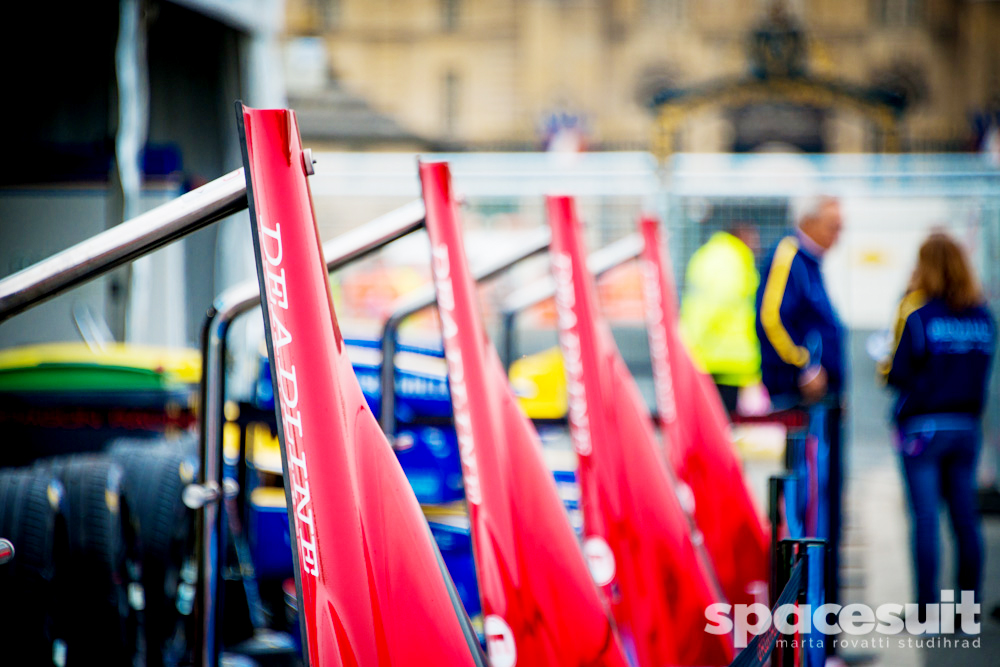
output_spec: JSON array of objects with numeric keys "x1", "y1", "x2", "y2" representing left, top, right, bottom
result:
[
  {"x1": 0, "y1": 342, "x2": 201, "y2": 385},
  {"x1": 508, "y1": 346, "x2": 568, "y2": 420}
]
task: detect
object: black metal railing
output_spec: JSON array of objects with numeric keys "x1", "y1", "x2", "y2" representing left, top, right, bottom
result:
[{"x1": 732, "y1": 538, "x2": 826, "y2": 667}]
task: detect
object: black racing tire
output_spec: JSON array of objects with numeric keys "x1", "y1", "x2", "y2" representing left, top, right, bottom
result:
[
  {"x1": 37, "y1": 454, "x2": 140, "y2": 666},
  {"x1": 109, "y1": 438, "x2": 199, "y2": 667},
  {"x1": 0, "y1": 468, "x2": 69, "y2": 666}
]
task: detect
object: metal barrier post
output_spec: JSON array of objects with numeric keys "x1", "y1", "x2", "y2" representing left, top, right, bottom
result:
[
  {"x1": 768, "y1": 475, "x2": 794, "y2": 606},
  {"x1": 731, "y1": 537, "x2": 824, "y2": 667},
  {"x1": 804, "y1": 542, "x2": 826, "y2": 667},
  {"x1": 774, "y1": 540, "x2": 799, "y2": 667},
  {"x1": 785, "y1": 430, "x2": 805, "y2": 470},
  {"x1": 773, "y1": 538, "x2": 826, "y2": 667},
  {"x1": 500, "y1": 310, "x2": 518, "y2": 369}
]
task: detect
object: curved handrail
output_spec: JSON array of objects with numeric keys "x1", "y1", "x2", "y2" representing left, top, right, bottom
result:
[
  {"x1": 377, "y1": 228, "x2": 552, "y2": 438},
  {"x1": 498, "y1": 233, "x2": 644, "y2": 371},
  {"x1": 0, "y1": 169, "x2": 247, "y2": 323}
]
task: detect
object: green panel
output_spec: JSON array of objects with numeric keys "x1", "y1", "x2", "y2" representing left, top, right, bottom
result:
[{"x1": 0, "y1": 363, "x2": 170, "y2": 393}]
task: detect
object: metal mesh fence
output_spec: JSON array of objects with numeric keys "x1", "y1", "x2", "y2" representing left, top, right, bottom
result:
[{"x1": 297, "y1": 151, "x2": 1000, "y2": 483}]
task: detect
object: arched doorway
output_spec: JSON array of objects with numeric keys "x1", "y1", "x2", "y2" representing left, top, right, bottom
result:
[{"x1": 651, "y1": 7, "x2": 906, "y2": 159}]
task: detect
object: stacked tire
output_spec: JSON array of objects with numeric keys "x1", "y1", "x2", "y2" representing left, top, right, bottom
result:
[
  {"x1": 109, "y1": 439, "x2": 199, "y2": 667},
  {"x1": 0, "y1": 469, "x2": 70, "y2": 666},
  {"x1": 36, "y1": 454, "x2": 140, "y2": 666}
]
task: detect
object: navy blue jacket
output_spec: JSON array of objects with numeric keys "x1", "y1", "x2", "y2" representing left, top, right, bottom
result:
[
  {"x1": 755, "y1": 235, "x2": 846, "y2": 401},
  {"x1": 882, "y1": 292, "x2": 995, "y2": 424}
]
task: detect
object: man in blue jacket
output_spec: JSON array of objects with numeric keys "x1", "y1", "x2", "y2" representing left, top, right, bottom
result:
[
  {"x1": 756, "y1": 194, "x2": 846, "y2": 657},
  {"x1": 757, "y1": 195, "x2": 845, "y2": 404}
]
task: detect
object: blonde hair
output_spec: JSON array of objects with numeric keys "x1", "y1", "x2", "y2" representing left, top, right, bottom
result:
[{"x1": 909, "y1": 232, "x2": 983, "y2": 311}]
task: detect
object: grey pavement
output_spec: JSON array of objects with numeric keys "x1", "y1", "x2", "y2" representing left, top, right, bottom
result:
[
  {"x1": 741, "y1": 427, "x2": 998, "y2": 667},
  {"x1": 843, "y1": 433, "x2": 999, "y2": 667},
  {"x1": 841, "y1": 331, "x2": 999, "y2": 666}
]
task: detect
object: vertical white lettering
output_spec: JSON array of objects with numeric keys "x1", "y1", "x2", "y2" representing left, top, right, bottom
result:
[
  {"x1": 282, "y1": 406, "x2": 304, "y2": 438},
  {"x1": 266, "y1": 268, "x2": 289, "y2": 309},
  {"x1": 254, "y1": 213, "x2": 316, "y2": 578},
  {"x1": 299, "y1": 537, "x2": 318, "y2": 576},
  {"x1": 293, "y1": 480, "x2": 313, "y2": 527},
  {"x1": 430, "y1": 243, "x2": 482, "y2": 505},
  {"x1": 261, "y1": 223, "x2": 283, "y2": 266},
  {"x1": 552, "y1": 252, "x2": 592, "y2": 457},
  {"x1": 287, "y1": 448, "x2": 308, "y2": 476},
  {"x1": 271, "y1": 314, "x2": 292, "y2": 349},
  {"x1": 278, "y1": 365, "x2": 299, "y2": 409},
  {"x1": 641, "y1": 258, "x2": 677, "y2": 424}
]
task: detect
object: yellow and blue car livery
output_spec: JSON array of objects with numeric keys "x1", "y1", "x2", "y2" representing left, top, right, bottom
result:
[
  {"x1": 879, "y1": 291, "x2": 995, "y2": 425},
  {"x1": 755, "y1": 235, "x2": 845, "y2": 401}
]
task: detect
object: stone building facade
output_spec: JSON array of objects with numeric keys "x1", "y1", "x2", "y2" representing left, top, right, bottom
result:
[{"x1": 284, "y1": 0, "x2": 1000, "y2": 154}]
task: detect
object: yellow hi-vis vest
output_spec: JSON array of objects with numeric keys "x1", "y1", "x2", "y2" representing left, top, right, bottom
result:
[{"x1": 679, "y1": 231, "x2": 761, "y2": 387}]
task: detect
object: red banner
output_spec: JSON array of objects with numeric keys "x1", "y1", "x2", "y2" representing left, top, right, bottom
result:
[
  {"x1": 239, "y1": 105, "x2": 484, "y2": 667},
  {"x1": 420, "y1": 161, "x2": 628, "y2": 667},
  {"x1": 639, "y1": 216, "x2": 770, "y2": 609},
  {"x1": 547, "y1": 196, "x2": 734, "y2": 667}
]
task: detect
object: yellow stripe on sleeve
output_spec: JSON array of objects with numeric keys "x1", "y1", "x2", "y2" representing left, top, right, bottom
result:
[
  {"x1": 760, "y1": 237, "x2": 810, "y2": 368},
  {"x1": 877, "y1": 290, "x2": 926, "y2": 381}
]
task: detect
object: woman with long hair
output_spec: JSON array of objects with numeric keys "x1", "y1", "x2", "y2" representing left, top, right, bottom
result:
[{"x1": 880, "y1": 231, "x2": 995, "y2": 613}]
